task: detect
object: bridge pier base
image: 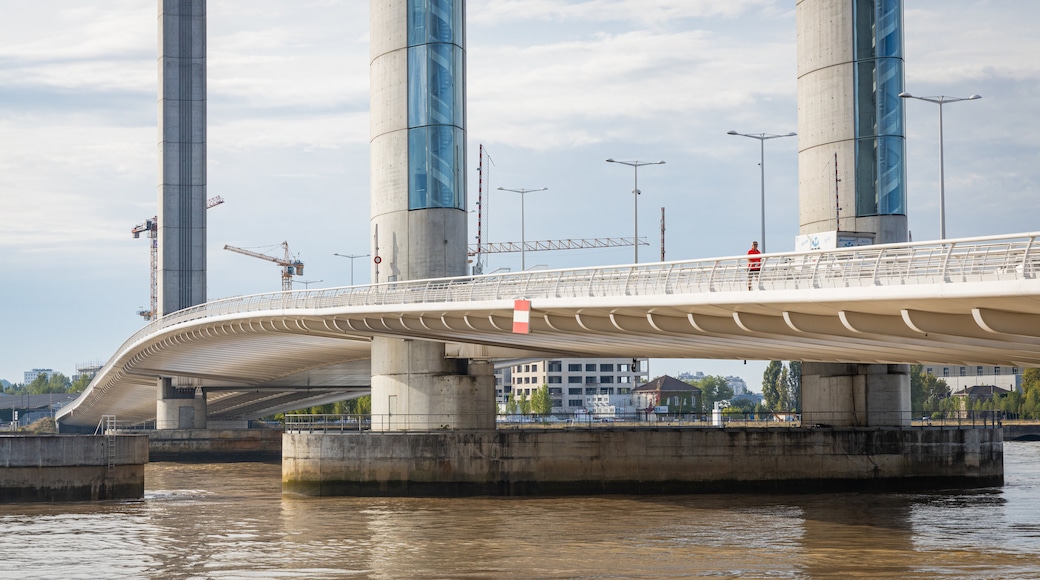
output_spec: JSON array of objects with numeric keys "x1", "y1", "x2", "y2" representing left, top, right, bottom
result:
[
  {"x1": 156, "y1": 378, "x2": 207, "y2": 430},
  {"x1": 801, "y1": 363, "x2": 911, "y2": 427},
  {"x1": 370, "y1": 337, "x2": 496, "y2": 431}
]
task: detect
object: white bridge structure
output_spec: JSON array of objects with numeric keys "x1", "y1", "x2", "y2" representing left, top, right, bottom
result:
[{"x1": 57, "y1": 232, "x2": 1040, "y2": 428}]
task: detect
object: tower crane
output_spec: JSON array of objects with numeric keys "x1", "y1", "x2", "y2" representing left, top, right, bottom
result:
[
  {"x1": 133, "y1": 195, "x2": 225, "y2": 321},
  {"x1": 223, "y1": 242, "x2": 305, "y2": 291}
]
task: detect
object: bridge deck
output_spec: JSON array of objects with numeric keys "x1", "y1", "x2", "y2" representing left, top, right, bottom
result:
[{"x1": 58, "y1": 232, "x2": 1040, "y2": 427}]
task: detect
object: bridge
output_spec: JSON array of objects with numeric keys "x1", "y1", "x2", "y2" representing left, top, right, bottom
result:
[{"x1": 56, "y1": 231, "x2": 1040, "y2": 429}]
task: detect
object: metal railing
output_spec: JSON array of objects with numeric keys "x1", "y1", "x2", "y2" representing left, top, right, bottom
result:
[
  {"x1": 128, "y1": 232, "x2": 1040, "y2": 337},
  {"x1": 283, "y1": 411, "x2": 1007, "y2": 433},
  {"x1": 63, "y1": 232, "x2": 1040, "y2": 417}
]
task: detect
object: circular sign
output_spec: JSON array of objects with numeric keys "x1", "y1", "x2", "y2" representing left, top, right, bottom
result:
[{"x1": 373, "y1": 256, "x2": 382, "y2": 264}]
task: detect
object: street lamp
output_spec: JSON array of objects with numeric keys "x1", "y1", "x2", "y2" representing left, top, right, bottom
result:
[
  {"x1": 727, "y1": 131, "x2": 796, "y2": 253},
  {"x1": 605, "y1": 159, "x2": 666, "y2": 263},
  {"x1": 333, "y1": 253, "x2": 370, "y2": 285},
  {"x1": 298, "y1": 279, "x2": 323, "y2": 290},
  {"x1": 899, "y1": 92, "x2": 982, "y2": 240},
  {"x1": 497, "y1": 187, "x2": 547, "y2": 270}
]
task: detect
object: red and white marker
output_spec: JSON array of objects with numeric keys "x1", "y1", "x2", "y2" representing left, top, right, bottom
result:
[{"x1": 512, "y1": 300, "x2": 531, "y2": 334}]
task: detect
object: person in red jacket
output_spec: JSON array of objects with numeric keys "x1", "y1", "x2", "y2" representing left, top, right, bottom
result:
[{"x1": 747, "y1": 241, "x2": 761, "y2": 290}]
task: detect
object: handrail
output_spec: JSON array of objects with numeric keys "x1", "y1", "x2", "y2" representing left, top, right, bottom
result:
[{"x1": 62, "y1": 232, "x2": 1040, "y2": 419}]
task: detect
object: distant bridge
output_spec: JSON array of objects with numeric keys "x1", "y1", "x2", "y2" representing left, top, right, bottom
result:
[{"x1": 57, "y1": 232, "x2": 1040, "y2": 428}]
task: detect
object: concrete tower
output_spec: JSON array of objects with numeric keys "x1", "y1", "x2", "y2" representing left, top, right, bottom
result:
[
  {"x1": 796, "y1": 0, "x2": 910, "y2": 427},
  {"x1": 369, "y1": 0, "x2": 494, "y2": 431},
  {"x1": 797, "y1": 0, "x2": 907, "y2": 245},
  {"x1": 158, "y1": 0, "x2": 207, "y2": 317},
  {"x1": 156, "y1": 0, "x2": 208, "y2": 428}
]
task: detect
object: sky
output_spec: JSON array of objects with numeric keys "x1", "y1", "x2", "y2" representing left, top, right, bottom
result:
[{"x1": 1, "y1": 0, "x2": 1039, "y2": 390}]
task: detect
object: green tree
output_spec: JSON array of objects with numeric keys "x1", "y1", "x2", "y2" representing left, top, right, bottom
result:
[
  {"x1": 696, "y1": 375, "x2": 733, "y2": 412},
  {"x1": 762, "y1": 361, "x2": 783, "y2": 410},
  {"x1": 27, "y1": 373, "x2": 70, "y2": 395},
  {"x1": 1022, "y1": 369, "x2": 1040, "y2": 418},
  {"x1": 786, "y1": 361, "x2": 802, "y2": 411},
  {"x1": 506, "y1": 391, "x2": 518, "y2": 415},
  {"x1": 910, "y1": 364, "x2": 928, "y2": 411},
  {"x1": 911, "y1": 365, "x2": 950, "y2": 413},
  {"x1": 70, "y1": 374, "x2": 91, "y2": 393},
  {"x1": 532, "y1": 385, "x2": 553, "y2": 415},
  {"x1": 518, "y1": 391, "x2": 531, "y2": 415},
  {"x1": 776, "y1": 366, "x2": 791, "y2": 411}
]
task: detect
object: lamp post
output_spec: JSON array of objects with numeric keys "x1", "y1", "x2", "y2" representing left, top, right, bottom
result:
[
  {"x1": 727, "y1": 131, "x2": 796, "y2": 253},
  {"x1": 497, "y1": 186, "x2": 548, "y2": 270},
  {"x1": 899, "y1": 92, "x2": 981, "y2": 240},
  {"x1": 298, "y1": 279, "x2": 323, "y2": 290},
  {"x1": 605, "y1": 159, "x2": 666, "y2": 263},
  {"x1": 333, "y1": 253, "x2": 370, "y2": 285}
]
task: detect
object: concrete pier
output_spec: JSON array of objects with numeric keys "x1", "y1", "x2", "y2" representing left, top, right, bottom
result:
[
  {"x1": 0, "y1": 435, "x2": 148, "y2": 502},
  {"x1": 283, "y1": 427, "x2": 1002, "y2": 497}
]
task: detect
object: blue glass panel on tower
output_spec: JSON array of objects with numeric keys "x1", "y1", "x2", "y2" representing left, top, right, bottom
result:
[
  {"x1": 407, "y1": 0, "x2": 465, "y2": 211},
  {"x1": 877, "y1": 0, "x2": 903, "y2": 58},
  {"x1": 409, "y1": 126, "x2": 465, "y2": 209},
  {"x1": 409, "y1": 0, "x2": 459, "y2": 45},
  {"x1": 877, "y1": 59, "x2": 904, "y2": 137},
  {"x1": 852, "y1": 0, "x2": 905, "y2": 217},
  {"x1": 878, "y1": 136, "x2": 906, "y2": 214}
]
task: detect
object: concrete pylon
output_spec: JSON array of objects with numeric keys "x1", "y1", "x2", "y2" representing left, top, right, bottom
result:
[
  {"x1": 368, "y1": 0, "x2": 495, "y2": 431},
  {"x1": 158, "y1": 0, "x2": 207, "y2": 318},
  {"x1": 796, "y1": 0, "x2": 910, "y2": 426},
  {"x1": 157, "y1": 0, "x2": 208, "y2": 427}
]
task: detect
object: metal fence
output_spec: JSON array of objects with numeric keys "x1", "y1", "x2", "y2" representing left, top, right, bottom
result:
[{"x1": 283, "y1": 411, "x2": 1007, "y2": 433}]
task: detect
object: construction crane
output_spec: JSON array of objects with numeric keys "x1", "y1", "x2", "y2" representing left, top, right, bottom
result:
[
  {"x1": 132, "y1": 195, "x2": 225, "y2": 321},
  {"x1": 223, "y1": 242, "x2": 305, "y2": 291}
]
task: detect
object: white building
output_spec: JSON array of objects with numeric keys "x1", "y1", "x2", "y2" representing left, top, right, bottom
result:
[
  {"x1": 23, "y1": 368, "x2": 53, "y2": 384},
  {"x1": 497, "y1": 357, "x2": 648, "y2": 413},
  {"x1": 924, "y1": 365, "x2": 1022, "y2": 393}
]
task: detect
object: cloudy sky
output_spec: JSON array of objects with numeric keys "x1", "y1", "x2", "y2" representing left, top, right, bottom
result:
[{"x1": 1, "y1": 0, "x2": 1038, "y2": 387}]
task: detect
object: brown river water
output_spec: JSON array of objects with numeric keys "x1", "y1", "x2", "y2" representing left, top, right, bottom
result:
[{"x1": 2, "y1": 441, "x2": 1040, "y2": 579}]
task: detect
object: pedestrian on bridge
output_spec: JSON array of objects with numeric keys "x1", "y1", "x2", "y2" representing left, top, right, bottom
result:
[{"x1": 747, "y1": 241, "x2": 761, "y2": 290}]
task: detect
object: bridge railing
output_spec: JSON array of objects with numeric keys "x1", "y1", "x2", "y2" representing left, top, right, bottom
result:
[
  {"x1": 148, "y1": 231, "x2": 1040, "y2": 332},
  {"x1": 283, "y1": 411, "x2": 1006, "y2": 433}
]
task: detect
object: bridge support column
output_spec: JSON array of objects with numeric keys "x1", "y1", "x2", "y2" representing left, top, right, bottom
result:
[
  {"x1": 370, "y1": 338, "x2": 495, "y2": 431},
  {"x1": 801, "y1": 363, "x2": 910, "y2": 427},
  {"x1": 156, "y1": 378, "x2": 207, "y2": 430}
]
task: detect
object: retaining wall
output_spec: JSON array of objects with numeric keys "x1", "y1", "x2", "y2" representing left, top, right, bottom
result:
[
  {"x1": 146, "y1": 428, "x2": 282, "y2": 462},
  {"x1": 0, "y1": 435, "x2": 148, "y2": 502},
  {"x1": 283, "y1": 427, "x2": 1003, "y2": 496}
]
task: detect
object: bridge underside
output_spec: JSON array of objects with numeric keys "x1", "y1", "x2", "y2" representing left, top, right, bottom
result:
[{"x1": 58, "y1": 271, "x2": 1040, "y2": 429}]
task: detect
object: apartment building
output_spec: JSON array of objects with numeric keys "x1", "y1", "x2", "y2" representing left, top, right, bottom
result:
[{"x1": 496, "y1": 357, "x2": 648, "y2": 411}]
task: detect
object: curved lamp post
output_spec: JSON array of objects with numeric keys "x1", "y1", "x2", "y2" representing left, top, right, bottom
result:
[
  {"x1": 727, "y1": 131, "x2": 797, "y2": 253},
  {"x1": 605, "y1": 159, "x2": 666, "y2": 263},
  {"x1": 899, "y1": 92, "x2": 982, "y2": 240}
]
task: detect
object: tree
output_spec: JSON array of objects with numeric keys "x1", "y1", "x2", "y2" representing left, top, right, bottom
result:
[
  {"x1": 911, "y1": 365, "x2": 950, "y2": 413},
  {"x1": 696, "y1": 375, "x2": 733, "y2": 412},
  {"x1": 518, "y1": 391, "x2": 531, "y2": 415},
  {"x1": 506, "y1": 391, "x2": 518, "y2": 415},
  {"x1": 27, "y1": 372, "x2": 70, "y2": 395},
  {"x1": 70, "y1": 374, "x2": 91, "y2": 393},
  {"x1": 776, "y1": 366, "x2": 791, "y2": 411},
  {"x1": 910, "y1": 364, "x2": 928, "y2": 411},
  {"x1": 532, "y1": 385, "x2": 553, "y2": 415},
  {"x1": 762, "y1": 361, "x2": 783, "y2": 410},
  {"x1": 786, "y1": 361, "x2": 802, "y2": 411}
]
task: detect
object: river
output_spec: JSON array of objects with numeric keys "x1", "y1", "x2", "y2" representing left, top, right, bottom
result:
[{"x1": 1, "y1": 441, "x2": 1039, "y2": 579}]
